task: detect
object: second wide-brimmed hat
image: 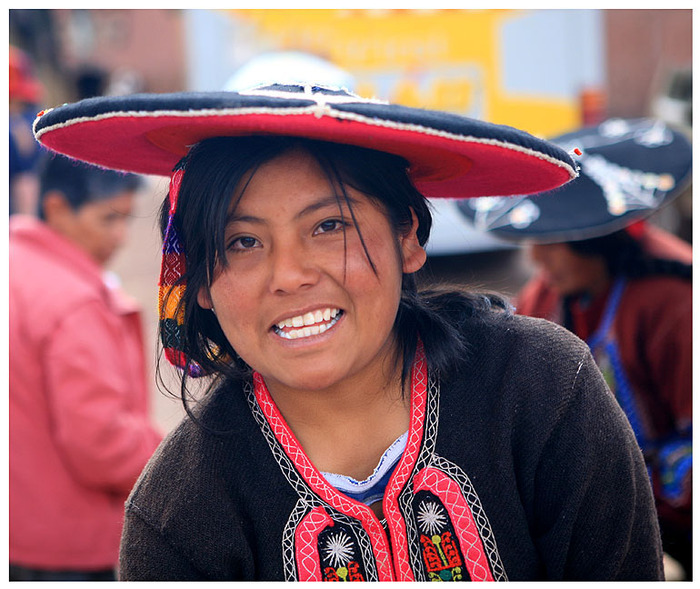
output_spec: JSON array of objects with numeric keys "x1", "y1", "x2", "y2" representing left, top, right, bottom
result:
[
  {"x1": 33, "y1": 83, "x2": 577, "y2": 200},
  {"x1": 456, "y1": 117, "x2": 692, "y2": 243}
]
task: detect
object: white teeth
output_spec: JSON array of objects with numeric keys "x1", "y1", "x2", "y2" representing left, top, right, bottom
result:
[
  {"x1": 274, "y1": 308, "x2": 343, "y2": 340},
  {"x1": 276, "y1": 308, "x2": 340, "y2": 330}
]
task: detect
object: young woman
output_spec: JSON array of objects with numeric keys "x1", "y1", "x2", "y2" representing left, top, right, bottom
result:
[{"x1": 33, "y1": 85, "x2": 664, "y2": 581}]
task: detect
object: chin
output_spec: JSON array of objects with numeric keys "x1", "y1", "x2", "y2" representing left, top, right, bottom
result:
[{"x1": 265, "y1": 365, "x2": 350, "y2": 393}]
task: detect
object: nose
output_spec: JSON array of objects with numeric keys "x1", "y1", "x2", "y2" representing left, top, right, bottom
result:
[{"x1": 267, "y1": 241, "x2": 321, "y2": 294}]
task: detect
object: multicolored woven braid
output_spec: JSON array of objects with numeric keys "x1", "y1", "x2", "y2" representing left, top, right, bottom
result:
[{"x1": 158, "y1": 163, "x2": 204, "y2": 377}]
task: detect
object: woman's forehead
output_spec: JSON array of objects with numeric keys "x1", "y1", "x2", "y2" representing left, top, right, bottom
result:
[{"x1": 227, "y1": 149, "x2": 367, "y2": 217}]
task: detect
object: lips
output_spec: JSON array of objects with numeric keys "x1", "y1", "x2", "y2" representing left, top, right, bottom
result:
[{"x1": 272, "y1": 308, "x2": 343, "y2": 340}]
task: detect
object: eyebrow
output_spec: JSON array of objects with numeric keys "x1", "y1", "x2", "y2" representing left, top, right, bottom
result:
[{"x1": 226, "y1": 194, "x2": 361, "y2": 226}]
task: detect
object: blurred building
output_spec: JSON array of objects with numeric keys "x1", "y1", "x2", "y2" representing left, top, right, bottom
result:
[
  {"x1": 606, "y1": 9, "x2": 691, "y2": 125},
  {"x1": 9, "y1": 9, "x2": 691, "y2": 429},
  {"x1": 10, "y1": 9, "x2": 691, "y2": 128}
]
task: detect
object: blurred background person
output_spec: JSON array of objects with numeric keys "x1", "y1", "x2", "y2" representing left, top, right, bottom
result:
[
  {"x1": 9, "y1": 44, "x2": 46, "y2": 217},
  {"x1": 9, "y1": 155, "x2": 164, "y2": 581},
  {"x1": 519, "y1": 225, "x2": 692, "y2": 580},
  {"x1": 458, "y1": 117, "x2": 692, "y2": 579}
]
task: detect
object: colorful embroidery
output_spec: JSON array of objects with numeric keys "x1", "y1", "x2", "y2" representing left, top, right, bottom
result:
[
  {"x1": 247, "y1": 344, "x2": 507, "y2": 581},
  {"x1": 415, "y1": 492, "x2": 465, "y2": 581},
  {"x1": 658, "y1": 438, "x2": 692, "y2": 505},
  {"x1": 413, "y1": 464, "x2": 499, "y2": 581},
  {"x1": 319, "y1": 526, "x2": 367, "y2": 581}
]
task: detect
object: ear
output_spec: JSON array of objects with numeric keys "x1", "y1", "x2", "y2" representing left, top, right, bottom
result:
[
  {"x1": 399, "y1": 208, "x2": 427, "y2": 274},
  {"x1": 42, "y1": 191, "x2": 73, "y2": 226},
  {"x1": 197, "y1": 285, "x2": 213, "y2": 310}
]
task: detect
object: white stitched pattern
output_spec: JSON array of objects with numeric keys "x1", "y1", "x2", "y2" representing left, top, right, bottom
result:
[
  {"x1": 429, "y1": 455, "x2": 508, "y2": 581},
  {"x1": 245, "y1": 380, "x2": 380, "y2": 581},
  {"x1": 34, "y1": 105, "x2": 578, "y2": 180}
]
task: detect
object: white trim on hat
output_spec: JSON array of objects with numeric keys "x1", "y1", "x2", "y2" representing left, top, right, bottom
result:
[{"x1": 34, "y1": 104, "x2": 578, "y2": 180}]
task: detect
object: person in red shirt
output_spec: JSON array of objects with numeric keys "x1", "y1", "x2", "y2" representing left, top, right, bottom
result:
[
  {"x1": 461, "y1": 118, "x2": 692, "y2": 579},
  {"x1": 517, "y1": 223, "x2": 692, "y2": 578},
  {"x1": 9, "y1": 155, "x2": 163, "y2": 580}
]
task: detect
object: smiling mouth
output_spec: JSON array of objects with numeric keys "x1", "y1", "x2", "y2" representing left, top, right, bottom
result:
[{"x1": 272, "y1": 308, "x2": 344, "y2": 340}]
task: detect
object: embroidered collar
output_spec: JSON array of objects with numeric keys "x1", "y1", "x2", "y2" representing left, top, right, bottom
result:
[
  {"x1": 248, "y1": 342, "x2": 430, "y2": 580},
  {"x1": 245, "y1": 341, "x2": 507, "y2": 581}
]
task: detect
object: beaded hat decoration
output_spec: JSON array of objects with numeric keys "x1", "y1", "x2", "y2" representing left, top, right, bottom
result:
[{"x1": 33, "y1": 83, "x2": 579, "y2": 374}]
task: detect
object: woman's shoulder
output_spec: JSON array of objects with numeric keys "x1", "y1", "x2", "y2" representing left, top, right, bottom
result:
[
  {"x1": 625, "y1": 272, "x2": 691, "y2": 304},
  {"x1": 126, "y1": 380, "x2": 255, "y2": 512},
  {"x1": 441, "y1": 304, "x2": 618, "y2": 444},
  {"x1": 461, "y1": 303, "x2": 589, "y2": 358},
  {"x1": 443, "y1": 306, "x2": 596, "y2": 408}
]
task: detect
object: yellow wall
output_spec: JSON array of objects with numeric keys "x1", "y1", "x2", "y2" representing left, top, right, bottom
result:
[{"x1": 229, "y1": 9, "x2": 580, "y2": 137}]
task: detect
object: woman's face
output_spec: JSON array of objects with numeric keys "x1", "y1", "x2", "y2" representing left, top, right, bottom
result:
[
  {"x1": 528, "y1": 242, "x2": 610, "y2": 297},
  {"x1": 197, "y1": 148, "x2": 426, "y2": 395}
]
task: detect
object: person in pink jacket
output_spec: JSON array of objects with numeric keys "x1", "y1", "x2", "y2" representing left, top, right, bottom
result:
[{"x1": 9, "y1": 154, "x2": 163, "y2": 581}]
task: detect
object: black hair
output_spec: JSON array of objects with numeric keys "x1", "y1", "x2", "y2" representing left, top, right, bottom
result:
[
  {"x1": 566, "y1": 229, "x2": 692, "y2": 281},
  {"x1": 158, "y1": 135, "x2": 509, "y2": 415},
  {"x1": 562, "y1": 229, "x2": 691, "y2": 331},
  {"x1": 38, "y1": 154, "x2": 143, "y2": 220}
]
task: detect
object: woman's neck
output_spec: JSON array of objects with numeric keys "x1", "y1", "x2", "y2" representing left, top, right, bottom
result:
[{"x1": 261, "y1": 356, "x2": 411, "y2": 480}]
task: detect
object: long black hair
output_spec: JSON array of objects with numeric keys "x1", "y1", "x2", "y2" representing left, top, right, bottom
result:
[
  {"x1": 567, "y1": 229, "x2": 692, "y2": 281},
  {"x1": 562, "y1": 228, "x2": 691, "y2": 330},
  {"x1": 158, "y1": 135, "x2": 509, "y2": 412}
]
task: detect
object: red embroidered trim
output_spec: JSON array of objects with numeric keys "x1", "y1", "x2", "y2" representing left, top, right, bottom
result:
[
  {"x1": 414, "y1": 467, "x2": 494, "y2": 581},
  {"x1": 295, "y1": 506, "x2": 333, "y2": 581},
  {"x1": 382, "y1": 342, "x2": 428, "y2": 580},
  {"x1": 252, "y1": 373, "x2": 396, "y2": 581}
]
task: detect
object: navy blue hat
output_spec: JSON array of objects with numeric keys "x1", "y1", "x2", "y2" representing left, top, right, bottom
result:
[
  {"x1": 33, "y1": 84, "x2": 577, "y2": 200},
  {"x1": 456, "y1": 118, "x2": 691, "y2": 243}
]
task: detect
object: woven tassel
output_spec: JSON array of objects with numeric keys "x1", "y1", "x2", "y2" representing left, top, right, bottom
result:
[{"x1": 158, "y1": 165, "x2": 204, "y2": 377}]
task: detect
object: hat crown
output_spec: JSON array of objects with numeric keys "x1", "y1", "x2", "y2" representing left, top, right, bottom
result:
[{"x1": 238, "y1": 83, "x2": 388, "y2": 106}]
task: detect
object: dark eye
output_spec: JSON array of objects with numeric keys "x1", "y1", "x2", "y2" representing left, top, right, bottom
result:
[
  {"x1": 314, "y1": 219, "x2": 346, "y2": 235},
  {"x1": 228, "y1": 235, "x2": 260, "y2": 251}
]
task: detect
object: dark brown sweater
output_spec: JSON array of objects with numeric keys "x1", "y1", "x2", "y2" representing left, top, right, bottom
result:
[{"x1": 119, "y1": 312, "x2": 663, "y2": 581}]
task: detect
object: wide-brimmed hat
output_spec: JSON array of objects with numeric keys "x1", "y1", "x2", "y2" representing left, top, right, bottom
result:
[
  {"x1": 33, "y1": 83, "x2": 579, "y2": 376},
  {"x1": 33, "y1": 83, "x2": 577, "y2": 199},
  {"x1": 456, "y1": 117, "x2": 692, "y2": 243}
]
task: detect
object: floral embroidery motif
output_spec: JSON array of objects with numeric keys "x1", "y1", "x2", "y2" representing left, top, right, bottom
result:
[
  {"x1": 323, "y1": 531, "x2": 355, "y2": 568},
  {"x1": 414, "y1": 491, "x2": 465, "y2": 581},
  {"x1": 318, "y1": 526, "x2": 366, "y2": 581},
  {"x1": 417, "y1": 500, "x2": 448, "y2": 536}
]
